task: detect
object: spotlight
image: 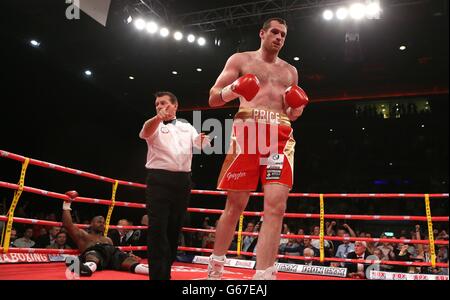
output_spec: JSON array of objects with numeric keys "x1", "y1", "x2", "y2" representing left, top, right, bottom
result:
[
  {"x1": 174, "y1": 31, "x2": 183, "y2": 41},
  {"x1": 350, "y1": 3, "x2": 366, "y2": 20},
  {"x1": 187, "y1": 34, "x2": 196, "y2": 43},
  {"x1": 30, "y1": 40, "x2": 40, "y2": 47},
  {"x1": 323, "y1": 10, "x2": 334, "y2": 21},
  {"x1": 134, "y1": 18, "x2": 146, "y2": 30},
  {"x1": 366, "y1": 2, "x2": 381, "y2": 19},
  {"x1": 146, "y1": 22, "x2": 158, "y2": 34},
  {"x1": 336, "y1": 7, "x2": 349, "y2": 20},
  {"x1": 129, "y1": 76, "x2": 135, "y2": 80},
  {"x1": 172, "y1": 71, "x2": 178, "y2": 75},
  {"x1": 293, "y1": 57, "x2": 300, "y2": 61},
  {"x1": 160, "y1": 27, "x2": 170, "y2": 37},
  {"x1": 399, "y1": 45, "x2": 407, "y2": 51},
  {"x1": 197, "y1": 37, "x2": 206, "y2": 46},
  {"x1": 126, "y1": 16, "x2": 133, "y2": 24},
  {"x1": 196, "y1": 68, "x2": 202, "y2": 72},
  {"x1": 84, "y1": 70, "x2": 92, "y2": 76}
]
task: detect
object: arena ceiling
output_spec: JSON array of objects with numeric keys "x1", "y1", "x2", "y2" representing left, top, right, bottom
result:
[{"x1": 3, "y1": 0, "x2": 449, "y2": 112}]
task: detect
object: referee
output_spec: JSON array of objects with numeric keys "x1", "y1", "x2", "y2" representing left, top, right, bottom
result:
[{"x1": 139, "y1": 91, "x2": 210, "y2": 280}]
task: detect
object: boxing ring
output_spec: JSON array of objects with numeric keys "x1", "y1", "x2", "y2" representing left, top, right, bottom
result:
[{"x1": 0, "y1": 149, "x2": 448, "y2": 280}]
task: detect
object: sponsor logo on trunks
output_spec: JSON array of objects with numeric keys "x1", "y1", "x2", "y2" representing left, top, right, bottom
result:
[{"x1": 226, "y1": 172, "x2": 247, "y2": 181}]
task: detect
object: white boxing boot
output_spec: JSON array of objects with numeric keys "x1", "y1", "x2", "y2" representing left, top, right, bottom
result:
[
  {"x1": 207, "y1": 254, "x2": 226, "y2": 280},
  {"x1": 252, "y1": 265, "x2": 277, "y2": 280}
]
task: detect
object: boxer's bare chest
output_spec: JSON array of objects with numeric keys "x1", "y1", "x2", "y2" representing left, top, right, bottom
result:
[{"x1": 240, "y1": 58, "x2": 294, "y2": 111}]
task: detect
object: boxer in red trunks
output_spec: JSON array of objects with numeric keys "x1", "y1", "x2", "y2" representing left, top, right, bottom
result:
[{"x1": 207, "y1": 17, "x2": 309, "y2": 280}]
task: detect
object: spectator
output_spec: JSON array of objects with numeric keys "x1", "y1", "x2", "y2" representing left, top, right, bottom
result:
[
  {"x1": 393, "y1": 240, "x2": 412, "y2": 273},
  {"x1": 437, "y1": 246, "x2": 449, "y2": 275},
  {"x1": 279, "y1": 223, "x2": 290, "y2": 246},
  {"x1": 303, "y1": 238, "x2": 320, "y2": 257},
  {"x1": 35, "y1": 226, "x2": 61, "y2": 248},
  {"x1": 9, "y1": 228, "x2": 17, "y2": 247},
  {"x1": 247, "y1": 221, "x2": 262, "y2": 260},
  {"x1": 372, "y1": 248, "x2": 383, "y2": 260},
  {"x1": 14, "y1": 227, "x2": 35, "y2": 248},
  {"x1": 279, "y1": 238, "x2": 301, "y2": 263},
  {"x1": 365, "y1": 233, "x2": 376, "y2": 254},
  {"x1": 310, "y1": 226, "x2": 331, "y2": 250},
  {"x1": 134, "y1": 214, "x2": 149, "y2": 259},
  {"x1": 335, "y1": 233, "x2": 355, "y2": 260},
  {"x1": 241, "y1": 222, "x2": 256, "y2": 253},
  {"x1": 296, "y1": 228, "x2": 305, "y2": 245},
  {"x1": 376, "y1": 237, "x2": 395, "y2": 261},
  {"x1": 202, "y1": 220, "x2": 218, "y2": 253},
  {"x1": 302, "y1": 248, "x2": 321, "y2": 266},
  {"x1": 141, "y1": 214, "x2": 149, "y2": 226},
  {"x1": 345, "y1": 241, "x2": 371, "y2": 279},
  {"x1": 109, "y1": 219, "x2": 140, "y2": 246},
  {"x1": 333, "y1": 224, "x2": 356, "y2": 252},
  {"x1": 46, "y1": 232, "x2": 71, "y2": 249}
]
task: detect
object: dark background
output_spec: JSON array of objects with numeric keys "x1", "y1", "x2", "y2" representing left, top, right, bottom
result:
[{"x1": 0, "y1": 0, "x2": 448, "y2": 235}]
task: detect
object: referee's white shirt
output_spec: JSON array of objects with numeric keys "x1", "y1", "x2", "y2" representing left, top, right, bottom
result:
[{"x1": 139, "y1": 119, "x2": 200, "y2": 172}]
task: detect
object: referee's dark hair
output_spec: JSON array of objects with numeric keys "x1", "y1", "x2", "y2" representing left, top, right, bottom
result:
[{"x1": 154, "y1": 91, "x2": 178, "y2": 105}]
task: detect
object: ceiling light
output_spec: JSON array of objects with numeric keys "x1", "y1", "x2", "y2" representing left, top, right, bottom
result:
[
  {"x1": 187, "y1": 34, "x2": 196, "y2": 43},
  {"x1": 323, "y1": 10, "x2": 334, "y2": 21},
  {"x1": 336, "y1": 8, "x2": 349, "y2": 20},
  {"x1": 197, "y1": 37, "x2": 206, "y2": 46},
  {"x1": 160, "y1": 27, "x2": 170, "y2": 37},
  {"x1": 30, "y1": 40, "x2": 40, "y2": 47},
  {"x1": 146, "y1": 22, "x2": 158, "y2": 34},
  {"x1": 174, "y1": 31, "x2": 183, "y2": 41},
  {"x1": 366, "y1": 2, "x2": 381, "y2": 19},
  {"x1": 134, "y1": 19, "x2": 146, "y2": 30},
  {"x1": 350, "y1": 3, "x2": 366, "y2": 20}
]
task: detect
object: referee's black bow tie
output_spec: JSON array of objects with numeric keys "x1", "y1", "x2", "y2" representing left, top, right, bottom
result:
[{"x1": 163, "y1": 119, "x2": 176, "y2": 125}]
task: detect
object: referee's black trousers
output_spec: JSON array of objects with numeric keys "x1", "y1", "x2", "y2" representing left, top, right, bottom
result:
[{"x1": 145, "y1": 169, "x2": 191, "y2": 280}]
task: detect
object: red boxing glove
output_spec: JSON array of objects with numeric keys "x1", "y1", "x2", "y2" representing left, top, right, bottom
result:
[
  {"x1": 285, "y1": 85, "x2": 309, "y2": 109},
  {"x1": 221, "y1": 74, "x2": 260, "y2": 102},
  {"x1": 65, "y1": 190, "x2": 79, "y2": 199},
  {"x1": 63, "y1": 190, "x2": 79, "y2": 211}
]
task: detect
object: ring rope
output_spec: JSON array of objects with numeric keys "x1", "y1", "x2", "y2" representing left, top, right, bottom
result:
[
  {"x1": 1, "y1": 158, "x2": 29, "y2": 253},
  {"x1": 0, "y1": 150, "x2": 145, "y2": 188},
  {"x1": 424, "y1": 194, "x2": 437, "y2": 268},
  {"x1": 104, "y1": 180, "x2": 118, "y2": 237},
  {"x1": 236, "y1": 214, "x2": 244, "y2": 256},
  {"x1": 319, "y1": 193, "x2": 325, "y2": 262}
]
